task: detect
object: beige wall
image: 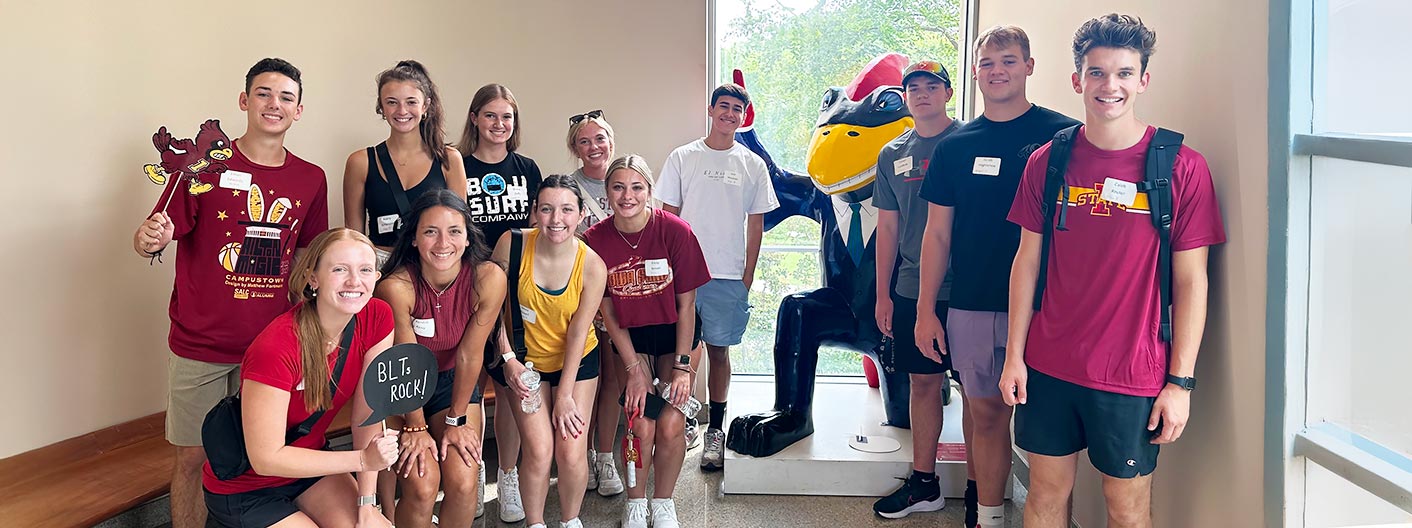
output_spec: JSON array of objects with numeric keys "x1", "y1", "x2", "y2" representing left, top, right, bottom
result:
[
  {"x1": 975, "y1": 2, "x2": 1270, "y2": 527},
  {"x1": 0, "y1": 0, "x2": 707, "y2": 458}
]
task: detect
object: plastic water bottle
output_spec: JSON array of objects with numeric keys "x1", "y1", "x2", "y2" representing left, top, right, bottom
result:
[
  {"x1": 520, "y1": 362, "x2": 542, "y2": 414},
  {"x1": 655, "y1": 378, "x2": 702, "y2": 419}
]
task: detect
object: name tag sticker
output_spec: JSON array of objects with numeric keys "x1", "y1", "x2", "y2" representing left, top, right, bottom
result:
[
  {"x1": 507, "y1": 184, "x2": 528, "y2": 201},
  {"x1": 375, "y1": 214, "x2": 400, "y2": 234},
  {"x1": 644, "y1": 258, "x2": 671, "y2": 277},
  {"x1": 723, "y1": 171, "x2": 743, "y2": 186},
  {"x1": 972, "y1": 157, "x2": 1001, "y2": 176},
  {"x1": 219, "y1": 170, "x2": 253, "y2": 191},
  {"x1": 412, "y1": 318, "x2": 435, "y2": 338},
  {"x1": 520, "y1": 304, "x2": 537, "y2": 325},
  {"x1": 892, "y1": 156, "x2": 913, "y2": 175},
  {"x1": 1100, "y1": 178, "x2": 1138, "y2": 207},
  {"x1": 295, "y1": 379, "x2": 305, "y2": 391}
]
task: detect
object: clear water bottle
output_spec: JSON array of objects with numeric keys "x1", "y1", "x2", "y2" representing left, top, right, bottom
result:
[
  {"x1": 520, "y1": 361, "x2": 542, "y2": 414},
  {"x1": 655, "y1": 378, "x2": 702, "y2": 419}
]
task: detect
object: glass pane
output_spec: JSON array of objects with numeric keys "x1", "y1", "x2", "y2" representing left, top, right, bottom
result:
[
  {"x1": 1306, "y1": 157, "x2": 1412, "y2": 460},
  {"x1": 737, "y1": 245, "x2": 825, "y2": 374},
  {"x1": 1304, "y1": 458, "x2": 1412, "y2": 527},
  {"x1": 1322, "y1": 0, "x2": 1412, "y2": 136}
]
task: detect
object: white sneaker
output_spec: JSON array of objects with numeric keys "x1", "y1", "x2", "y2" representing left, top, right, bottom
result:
[
  {"x1": 650, "y1": 498, "x2": 681, "y2": 528},
  {"x1": 528, "y1": 524, "x2": 546, "y2": 528},
  {"x1": 561, "y1": 518, "x2": 584, "y2": 528},
  {"x1": 475, "y1": 463, "x2": 485, "y2": 518},
  {"x1": 700, "y1": 428, "x2": 725, "y2": 471},
  {"x1": 684, "y1": 417, "x2": 701, "y2": 450},
  {"x1": 498, "y1": 466, "x2": 526, "y2": 522},
  {"x1": 596, "y1": 452, "x2": 625, "y2": 496},
  {"x1": 622, "y1": 498, "x2": 649, "y2": 528},
  {"x1": 586, "y1": 447, "x2": 599, "y2": 490}
]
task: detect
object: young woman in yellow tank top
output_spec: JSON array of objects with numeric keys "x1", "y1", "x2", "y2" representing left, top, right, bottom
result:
[{"x1": 488, "y1": 175, "x2": 607, "y2": 528}]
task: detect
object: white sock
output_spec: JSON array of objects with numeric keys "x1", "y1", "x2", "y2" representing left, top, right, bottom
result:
[{"x1": 978, "y1": 504, "x2": 1005, "y2": 526}]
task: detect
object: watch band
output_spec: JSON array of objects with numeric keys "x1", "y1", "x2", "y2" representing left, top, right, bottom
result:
[
  {"x1": 1166, "y1": 374, "x2": 1197, "y2": 391},
  {"x1": 502, "y1": 351, "x2": 516, "y2": 363},
  {"x1": 445, "y1": 414, "x2": 467, "y2": 427},
  {"x1": 357, "y1": 495, "x2": 377, "y2": 507}
]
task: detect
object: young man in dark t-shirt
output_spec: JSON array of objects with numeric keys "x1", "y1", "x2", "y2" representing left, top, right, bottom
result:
[
  {"x1": 131, "y1": 58, "x2": 329, "y2": 528},
  {"x1": 869, "y1": 59, "x2": 961, "y2": 520},
  {"x1": 915, "y1": 26, "x2": 1078, "y2": 528},
  {"x1": 1000, "y1": 14, "x2": 1225, "y2": 527}
]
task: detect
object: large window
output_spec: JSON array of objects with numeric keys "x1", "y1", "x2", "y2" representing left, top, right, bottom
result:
[
  {"x1": 712, "y1": 0, "x2": 968, "y2": 375},
  {"x1": 1272, "y1": 0, "x2": 1412, "y2": 525}
]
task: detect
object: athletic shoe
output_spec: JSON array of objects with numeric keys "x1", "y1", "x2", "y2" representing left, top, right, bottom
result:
[
  {"x1": 528, "y1": 524, "x2": 546, "y2": 528},
  {"x1": 700, "y1": 428, "x2": 725, "y2": 471},
  {"x1": 685, "y1": 417, "x2": 701, "y2": 450},
  {"x1": 498, "y1": 466, "x2": 526, "y2": 522},
  {"x1": 650, "y1": 498, "x2": 681, "y2": 528},
  {"x1": 586, "y1": 447, "x2": 599, "y2": 490},
  {"x1": 622, "y1": 498, "x2": 649, "y2": 528},
  {"x1": 596, "y1": 452, "x2": 625, "y2": 496},
  {"x1": 561, "y1": 519, "x2": 583, "y2": 528},
  {"x1": 475, "y1": 463, "x2": 486, "y2": 518},
  {"x1": 872, "y1": 473, "x2": 945, "y2": 519},
  {"x1": 964, "y1": 479, "x2": 979, "y2": 527}
]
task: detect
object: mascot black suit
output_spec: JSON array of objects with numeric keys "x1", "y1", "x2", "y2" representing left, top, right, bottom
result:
[{"x1": 728, "y1": 54, "x2": 924, "y2": 458}]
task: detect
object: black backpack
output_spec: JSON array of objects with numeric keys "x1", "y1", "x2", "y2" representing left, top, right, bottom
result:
[{"x1": 1034, "y1": 125, "x2": 1183, "y2": 342}]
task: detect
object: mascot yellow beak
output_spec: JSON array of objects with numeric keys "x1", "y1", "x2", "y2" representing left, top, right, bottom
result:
[
  {"x1": 210, "y1": 148, "x2": 233, "y2": 161},
  {"x1": 805, "y1": 117, "x2": 914, "y2": 195}
]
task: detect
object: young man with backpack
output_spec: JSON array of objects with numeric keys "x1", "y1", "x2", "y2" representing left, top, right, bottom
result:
[{"x1": 999, "y1": 14, "x2": 1225, "y2": 527}]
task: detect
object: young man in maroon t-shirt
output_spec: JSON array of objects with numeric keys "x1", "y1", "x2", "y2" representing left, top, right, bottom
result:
[
  {"x1": 132, "y1": 58, "x2": 328, "y2": 528},
  {"x1": 1000, "y1": 14, "x2": 1225, "y2": 528}
]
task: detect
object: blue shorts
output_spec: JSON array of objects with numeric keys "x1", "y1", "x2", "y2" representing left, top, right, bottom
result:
[{"x1": 695, "y1": 279, "x2": 750, "y2": 347}]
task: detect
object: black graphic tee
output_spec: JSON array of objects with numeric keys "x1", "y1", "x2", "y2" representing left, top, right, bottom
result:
[{"x1": 463, "y1": 152, "x2": 542, "y2": 245}]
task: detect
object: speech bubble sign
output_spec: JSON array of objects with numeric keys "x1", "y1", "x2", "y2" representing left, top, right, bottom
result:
[{"x1": 361, "y1": 343, "x2": 439, "y2": 426}]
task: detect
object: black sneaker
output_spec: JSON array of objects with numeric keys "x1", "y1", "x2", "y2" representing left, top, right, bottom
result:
[
  {"x1": 872, "y1": 474, "x2": 945, "y2": 519},
  {"x1": 964, "y1": 480, "x2": 979, "y2": 527}
]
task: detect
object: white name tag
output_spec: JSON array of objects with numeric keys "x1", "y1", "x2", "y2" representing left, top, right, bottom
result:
[
  {"x1": 892, "y1": 156, "x2": 913, "y2": 175},
  {"x1": 412, "y1": 318, "x2": 436, "y2": 338},
  {"x1": 520, "y1": 304, "x2": 537, "y2": 324},
  {"x1": 972, "y1": 157, "x2": 1001, "y2": 176},
  {"x1": 644, "y1": 258, "x2": 670, "y2": 277},
  {"x1": 375, "y1": 214, "x2": 400, "y2": 234},
  {"x1": 1100, "y1": 177, "x2": 1138, "y2": 207},
  {"x1": 507, "y1": 184, "x2": 528, "y2": 201},
  {"x1": 219, "y1": 170, "x2": 253, "y2": 191},
  {"x1": 722, "y1": 170, "x2": 742, "y2": 186},
  {"x1": 295, "y1": 379, "x2": 305, "y2": 391}
]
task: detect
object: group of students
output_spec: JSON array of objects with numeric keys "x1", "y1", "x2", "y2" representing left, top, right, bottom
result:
[
  {"x1": 134, "y1": 51, "x2": 774, "y2": 527},
  {"x1": 869, "y1": 15, "x2": 1225, "y2": 528}
]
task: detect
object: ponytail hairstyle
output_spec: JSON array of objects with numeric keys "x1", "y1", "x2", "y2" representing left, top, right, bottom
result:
[
  {"x1": 287, "y1": 228, "x2": 377, "y2": 411},
  {"x1": 375, "y1": 60, "x2": 448, "y2": 164}
]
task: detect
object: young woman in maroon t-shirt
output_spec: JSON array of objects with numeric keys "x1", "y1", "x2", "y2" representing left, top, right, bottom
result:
[
  {"x1": 582, "y1": 154, "x2": 711, "y2": 527},
  {"x1": 201, "y1": 228, "x2": 398, "y2": 528},
  {"x1": 373, "y1": 190, "x2": 506, "y2": 527}
]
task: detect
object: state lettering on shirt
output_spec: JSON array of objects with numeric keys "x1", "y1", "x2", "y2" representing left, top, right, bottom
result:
[{"x1": 973, "y1": 157, "x2": 1002, "y2": 176}]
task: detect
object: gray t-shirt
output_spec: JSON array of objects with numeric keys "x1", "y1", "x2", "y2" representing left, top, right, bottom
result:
[
  {"x1": 571, "y1": 168, "x2": 611, "y2": 234},
  {"x1": 874, "y1": 120, "x2": 959, "y2": 300}
]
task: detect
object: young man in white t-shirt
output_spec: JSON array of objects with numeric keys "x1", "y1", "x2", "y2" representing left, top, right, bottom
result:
[{"x1": 656, "y1": 83, "x2": 779, "y2": 471}]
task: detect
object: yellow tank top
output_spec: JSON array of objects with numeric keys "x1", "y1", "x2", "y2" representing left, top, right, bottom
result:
[{"x1": 519, "y1": 229, "x2": 597, "y2": 372}]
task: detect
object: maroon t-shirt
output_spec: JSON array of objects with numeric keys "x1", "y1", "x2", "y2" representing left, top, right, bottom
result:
[
  {"x1": 1007, "y1": 126, "x2": 1225, "y2": 396},
  {"x1": 153, "y1": 143, "x2": 329, "y2": 364},
  {"x1": 583, "y1": 208, "x2": 710, "y2": 329},
  {"x1": 202, "y1": 299, "x2": 394, "y2": 495}
]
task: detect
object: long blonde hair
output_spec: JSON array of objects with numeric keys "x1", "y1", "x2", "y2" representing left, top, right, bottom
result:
[{"x1": 287, "y1": 228, "x2": 376, "y2": 411}]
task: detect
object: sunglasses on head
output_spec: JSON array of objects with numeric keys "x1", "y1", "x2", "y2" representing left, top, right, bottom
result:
[{"x1": 569, "y1": 109, "x2": 603, "y2": 124}]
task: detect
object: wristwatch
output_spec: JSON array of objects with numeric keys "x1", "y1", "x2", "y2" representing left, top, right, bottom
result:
[
  {"x1": 1166, "y1": 374, "x2": 1197, "y2": 391},
  {"x1": 677, "y1": 354, "x2": 690, "y2": 366},
  {"x1": 357, "y1": 495, "x2": 378, "y2": 507},
  {"x1": 445, "y1": 414, "x2": 467, "y2": 427}
]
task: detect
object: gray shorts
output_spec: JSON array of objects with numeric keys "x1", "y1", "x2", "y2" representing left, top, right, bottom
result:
[{"x1": 946, "y1": 309, "x2": 1008, "y2": 399}]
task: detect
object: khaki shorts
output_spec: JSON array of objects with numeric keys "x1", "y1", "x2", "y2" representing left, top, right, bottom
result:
[{"x1": 166, "y1": 352, "x2": 241, "y2": 446}]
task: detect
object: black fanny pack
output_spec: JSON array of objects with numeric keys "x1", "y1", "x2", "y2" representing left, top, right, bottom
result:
[{"x1": 202, "y1": 318, "x2": 356, "y2": 480}]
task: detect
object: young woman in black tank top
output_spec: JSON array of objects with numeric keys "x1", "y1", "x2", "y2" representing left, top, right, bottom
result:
[{"x1": 342, "y1": 60, "x2": 468, "y2": 265}]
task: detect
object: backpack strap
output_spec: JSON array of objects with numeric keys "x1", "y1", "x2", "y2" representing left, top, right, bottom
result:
[
  {"x1": 501, "y1": 229, "x2": 528, "y2": 361},
  {"x1": 287, "y1": 316, "x2": 357, "y2": 442},
  {"x1": 1033, "y1": 125, "x2": 1080, "y2": 313},
  {"x1": 1137, "y1": 128, "x2": 1184, "y2": 342}
]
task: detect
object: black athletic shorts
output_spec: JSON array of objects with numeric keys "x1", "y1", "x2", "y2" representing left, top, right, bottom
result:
[
  {"x1": 626, "y1": 319, "x2": 702, "y2": 357},
  {"x1": 205, "y1": 476, "x2": 320, "y2": 528},
  {"x1": 423, "y1": 368, "x2": 484, "y2": 418},
  {"x1": 486, "y1": 346, "x2": 600, "y2": 387},
  {"x1": 886, "y1": 293, "x2": 951, "y2": 374},
  {"x1": 1014, "y1": 368, "x2": 1160, "y2": 478}
]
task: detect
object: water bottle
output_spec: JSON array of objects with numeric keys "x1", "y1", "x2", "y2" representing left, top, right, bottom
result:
[
  {"x1": 520, "y1": 362, "x2": 542, "y2": 414},
  {"x1": 655, "y1": 378, "x2": 702, "y2": 419}
]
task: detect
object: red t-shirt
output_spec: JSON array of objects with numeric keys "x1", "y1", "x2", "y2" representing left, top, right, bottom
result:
[
  {"x1": 202, "y1": 299, "x2": 394, "y2": 495},
  {"x1": 1007, "y1": 126, "x2": 1226, "y2": 396},
  {"x1": 154, "y1": 143, "x2": 329, "y2": 364},
  {"x1": 583, "y1": 209, "x2": 711, "y2": 329}
]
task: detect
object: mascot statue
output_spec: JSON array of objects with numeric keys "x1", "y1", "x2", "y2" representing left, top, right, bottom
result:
[{"x1": 728, "y1": 54, "x2": 925, "y2": 458}]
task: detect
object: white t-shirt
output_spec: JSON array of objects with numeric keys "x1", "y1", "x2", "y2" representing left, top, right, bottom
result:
[{"x1": 654, "y1": 138, "x2": 779, "y2": 279}]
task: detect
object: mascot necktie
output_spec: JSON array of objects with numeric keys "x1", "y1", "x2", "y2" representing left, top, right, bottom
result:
[{"x1": 847, "y1": 202, "x2": 864, "y2": 265}]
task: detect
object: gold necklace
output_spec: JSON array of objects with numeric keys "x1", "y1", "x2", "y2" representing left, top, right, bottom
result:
[{"x1": 615, "y1": 212, "x2": 651, "y2": 250}]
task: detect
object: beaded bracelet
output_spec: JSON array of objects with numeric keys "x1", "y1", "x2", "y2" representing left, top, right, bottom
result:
[{"x1": 402, "y1": 424, "x2": 429, "y2": 433}]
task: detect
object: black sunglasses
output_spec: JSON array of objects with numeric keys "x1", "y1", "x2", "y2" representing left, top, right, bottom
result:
[{"x1": 569, "y1": 109, "x2": 603, "y2": 124}]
